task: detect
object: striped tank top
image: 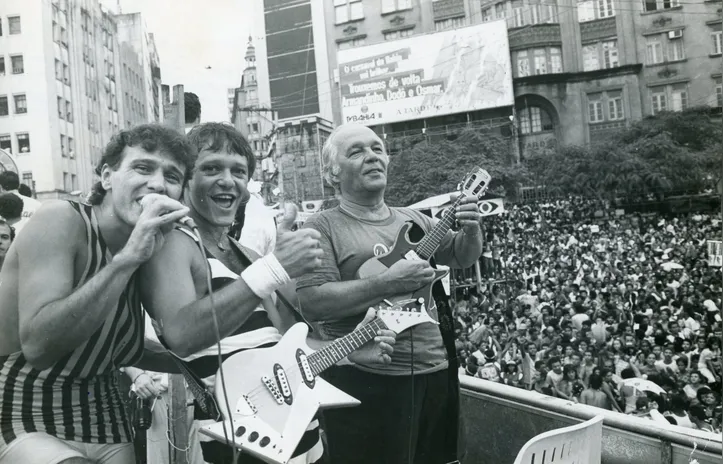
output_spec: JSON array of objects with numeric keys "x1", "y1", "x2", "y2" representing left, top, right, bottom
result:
[
  {"x1": 0, "y1": 202, "x2": 143, "y2": 450},
  {"x1": 177, "y1": 229, "x2": 323, "y2": 463}
]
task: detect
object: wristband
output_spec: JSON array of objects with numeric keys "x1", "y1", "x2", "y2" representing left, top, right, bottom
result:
[
  {"x1": 132, "y1": 372, "x2": 148, "y2": 384},
  {"x1": 241, "y1": 254, "x2": 291, "y2": 299}
]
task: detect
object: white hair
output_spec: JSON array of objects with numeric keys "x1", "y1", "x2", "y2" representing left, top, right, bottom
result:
[{"x1": 321, "y1": 126, "x2": 346, "y2": 192}]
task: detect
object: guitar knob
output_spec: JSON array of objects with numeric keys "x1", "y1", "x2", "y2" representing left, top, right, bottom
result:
[{"x1": 417, "y1": 298, "x2": 425, "y2": 305}]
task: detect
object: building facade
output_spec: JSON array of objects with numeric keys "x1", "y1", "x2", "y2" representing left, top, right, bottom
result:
[
  {"x1": 323, "y1": 0, "x2": 722, "y2": 158},
  {"x1": 231, "y1": 38, "x2": 276, "y2": 184},
  {"x1": 0, "y1": 0, "x2": 161, "y2": 199}
]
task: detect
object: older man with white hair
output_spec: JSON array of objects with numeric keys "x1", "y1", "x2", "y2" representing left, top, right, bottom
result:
[{"x1": 296, "y1": 123, "x2": 485, "y2": 464}]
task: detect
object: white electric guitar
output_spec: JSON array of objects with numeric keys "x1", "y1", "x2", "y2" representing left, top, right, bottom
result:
[{"x1": 199, "y1": 299, "x2": 436, "y2": 464}]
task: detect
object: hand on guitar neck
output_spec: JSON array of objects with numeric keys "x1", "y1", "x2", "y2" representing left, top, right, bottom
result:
[
  {"x1": 380, "y1": 259, "x2": 437, "y2": 295},
  {"x1": 345, "y1": 307, "x2": 396, "y2": 365}
]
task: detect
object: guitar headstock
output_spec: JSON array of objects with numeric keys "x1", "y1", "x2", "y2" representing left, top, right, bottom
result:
[
  {"x1": 376, "y1": 298, "x2": 437, "y2": 334},
  {"x1": 460, "y1": 167, "x2": 491, "y2": 199}
]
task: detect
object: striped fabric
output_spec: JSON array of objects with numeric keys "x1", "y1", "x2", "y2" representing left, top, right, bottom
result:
[
  {"x1": 0, "y1": 202, "x2": 143, "y2": 451},
  {"x1": 176, "y1": 229, "x2": 323, "y2": 463}
]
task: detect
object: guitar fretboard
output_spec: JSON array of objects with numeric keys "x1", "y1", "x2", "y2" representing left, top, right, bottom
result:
[
  {"x1": 307, "y1": 319, "x2": 388, "y2": 376},
  {"x1": 415, "y1": 194, "x2": 466, "y2": 260}
]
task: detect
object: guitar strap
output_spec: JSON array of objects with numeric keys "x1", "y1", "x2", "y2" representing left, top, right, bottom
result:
[{"x1": 405, "y1": 220, "x2": 462, "y2": 464}]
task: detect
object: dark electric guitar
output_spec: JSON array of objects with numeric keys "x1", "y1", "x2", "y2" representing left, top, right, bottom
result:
[{"x1": 356, "y1": 166, "x2": 491, "y2": 312}]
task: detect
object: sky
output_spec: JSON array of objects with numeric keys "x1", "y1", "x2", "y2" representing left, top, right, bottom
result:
[{"x1": 108, "y1": 0, "x2": 255, "y2": 122}]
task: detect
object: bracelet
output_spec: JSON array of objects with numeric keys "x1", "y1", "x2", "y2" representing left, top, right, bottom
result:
[
  {"x1": 241, "y1": 254, "x2": 291, "y2": 299},
  {"x1": 132, "y1": 372, "x2": 148, "y2": 384}
]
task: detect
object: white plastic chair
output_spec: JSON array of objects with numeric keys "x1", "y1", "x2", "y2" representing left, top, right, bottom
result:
[{"x1": 513, "y1": 415, "x2": 604, "y2": 464}]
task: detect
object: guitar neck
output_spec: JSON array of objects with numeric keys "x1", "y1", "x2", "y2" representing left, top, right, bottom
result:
[
  {"x1": 415, "y1": 194, "x2": 466, "y2": 260},
  {"x1": 307, "y1": 319, "x2": 388, "y2": 376}
]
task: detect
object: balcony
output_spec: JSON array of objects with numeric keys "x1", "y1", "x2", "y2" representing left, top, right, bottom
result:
[{"x1": 460, "y1": 376, "x2": 721, "y2": 464}]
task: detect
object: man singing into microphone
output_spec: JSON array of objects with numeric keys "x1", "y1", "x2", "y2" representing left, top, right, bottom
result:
[{"x1": 0, "y1": 124, "x2": 196, "y2": 464}]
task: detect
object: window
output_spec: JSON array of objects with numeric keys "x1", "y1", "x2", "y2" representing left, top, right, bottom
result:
[
  {"x1": 252, "y1": 123, "x2": 259, "y2": 133},
  {"x1": 334, "y1": 0, "x2": 363, "y2": 24},
  {"x1": 68, "y1": 137, "x2": 74, "y2": 157},
  {"x1": 543, "y1": 0, "x2": 558, "y2": 22},
  {"x1": 583, "y1": 44, "x2": 599, "y2": 71},
  {"x1": 530, "y1": 4, "x2": 542, "y2": 24},
  {"x1": 63, "y1": 172, "x2": 70, "y2": 191},
  {"x1": 14, "y1": 94, "x2": 27, "y2": 114},
  {"x1": 0, "y1": 97, "x2": 7, "y2": 116},
  {"x1": 608, "y1": 91, "x2": 624, "y2": 120},
  {"x1": 495, "y1": 3, "x2": 506, "y2": 19},
  {"x1": 55, "y1": 59, "x2": 62, "y2": 81},
  {"x1": 58, "y1": 97, "x2": 64, "y2": 119},
  {"x1": 17, "y1": 133, "x2": 30, "y2": 153},
  {"x1": 517, "y1": 50, "x2": 530, "y2": 77},
  {"x1": 588, "y1": 93, "x2": 604, "y2": 123},
  {"x1": 60, "y1": 135, "x2": 66, "y2": 156},
  {"x1": 63, "y1": 64, "x2": 69, "y2": 84},
  {"x1": 550, "y1": 47, "x2": 562, "y2": 73},
  {"x1": 533, "y1": 48, "x2": 547, "y2": 74},
  {"x1": 66, "y1": 100, "x2": 73, "y2": 122},
  {"x1": 11, "y1": 55, "x2": 24, "y2": 74},
  {"x1": 434, "y1": 16, "x2": 466, "y2": 31},
  {"x1": 668, "y1": 35, "x2": 684, "y2": 61},
  {"x1": 602, "y1": 40, "x2": 619, "y2": 68},
  {"x1": 670, "y1": 83, "x2": 688, "y2": 111},
  {"x1": 644, "y1": 0, "x2": 680, "y2": 13},
  {"x1": 512, "y1": 1, "x2": 525, "y2": 27},
  {"x1": 22, "y1": 172, "x2": 33, "y2": 190},
  {"x1": 71, "y1": 174, "x2": 77, "y2": 190},
  {"x1": 482, "y1": 8, "x2": 492, "y2": 22},
  {"x1": 597, "y1": 0, "x2": 614, "y2": 18},
  {"x1": 382, "y1": 0, "x2": 412, "y2": 14},
  {"x1": 0, "y1": 135, "x2": 10, "y2": 153},
  {"x1": 338, "y1": 37, "x2": 366, "y2": 50},
  {"x1": 518, "y1": 106, "x2": 554, "y2": 134},
  {"x1": 713, "y1": 31, "x2": 722, "y2": 55},
  {"x1": 650, "y1": 86, "x2": 667, "y2": 114},
  {"x1": 383, "y1": 28, "x2": 413, "y2": 40},
  {"x1": 577, "y1": 0, "x2": 596, "y2": 22},
  {"x1": 716, "y1": 77, "x2": 722, "y2": 107},
  {"x1": 0, "y1": 57, "x2": 5, "y2": 76},
  {"x1": 646, "y1": 37, "x2": 663, "y2": 64},
  {"x1": 8, "y1": 16, "x2": 21, "y2": 35}
]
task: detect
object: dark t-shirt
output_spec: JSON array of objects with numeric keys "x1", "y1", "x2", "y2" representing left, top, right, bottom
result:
[{"x1": 297, "y1": 206, "x2": 460, "y2": 375}]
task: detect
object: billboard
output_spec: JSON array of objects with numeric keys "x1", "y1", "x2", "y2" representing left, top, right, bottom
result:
[{"x1": 336, "y1": 20, "x2": 513, "y2": 126}]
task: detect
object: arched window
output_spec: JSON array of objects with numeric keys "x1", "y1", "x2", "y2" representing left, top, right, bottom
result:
[{"x1": 518, "y1": 105, "x2": 554, "y2": 134}]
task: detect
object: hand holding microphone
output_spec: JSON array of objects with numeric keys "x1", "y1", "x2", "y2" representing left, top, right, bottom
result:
[{"x1": 115, "y1": 193, "x2": 190, "y2": 267}]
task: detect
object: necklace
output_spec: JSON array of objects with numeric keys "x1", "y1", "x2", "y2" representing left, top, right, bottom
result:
[{"x1": 202, "y1": 229, "x2": 229, "y2": 252}]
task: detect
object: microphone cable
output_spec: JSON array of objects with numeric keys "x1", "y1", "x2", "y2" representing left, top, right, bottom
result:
[{"x1": 189, "y1": 223, "x2": 240, "y2": 464}]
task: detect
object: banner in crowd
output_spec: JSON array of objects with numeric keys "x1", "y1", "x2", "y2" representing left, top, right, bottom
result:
[
  {"x1": 336, "y1": 20, "x2": 513, "y2": 126},
  {"x1": 707, "y1": 240, "x2": 722, "y2": 266},
  {"x1": 478, "y1": 198, "x2": 505, "y2": 217}
]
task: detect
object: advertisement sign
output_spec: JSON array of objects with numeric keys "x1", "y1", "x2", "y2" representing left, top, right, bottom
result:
[{"x1": 336, "y1": 20, "x2": 513, "y2": 126}]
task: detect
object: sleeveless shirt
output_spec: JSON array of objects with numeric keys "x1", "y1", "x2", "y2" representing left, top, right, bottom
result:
[{"x1": 0, "y1": 202, "x2": 143, "y2": 449}]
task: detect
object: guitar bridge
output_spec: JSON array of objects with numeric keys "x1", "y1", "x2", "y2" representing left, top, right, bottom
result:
[{"x1": 262, "y1": 376, "x2": 284, "y2": 405}]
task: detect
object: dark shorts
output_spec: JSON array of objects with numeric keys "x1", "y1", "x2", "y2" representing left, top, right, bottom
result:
[{"x1": 320, "y1": 366, "x2": 460, "y2": 464}]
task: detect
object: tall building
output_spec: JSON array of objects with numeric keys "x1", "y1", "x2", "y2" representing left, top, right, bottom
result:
[
  {"x1": 115, "y1": 13, "x2": 162, "y2": 124},
  {"x1": 0, "y1": 0, "x2": 126, "y2": 199},
  {"x1": 322, "y1": 0, "x2": 722, "y2": 158},
  {"x1": 231, "y1": 38, "x2": 276, "y2": 184},
  {"x1": 0, "y1": 0, "x2": 161, "y2": 199}
]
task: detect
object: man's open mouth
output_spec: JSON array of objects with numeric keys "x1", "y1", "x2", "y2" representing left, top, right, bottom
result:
[{"x1": 210, "y1": 193, "x2": 236, "y2": 209}]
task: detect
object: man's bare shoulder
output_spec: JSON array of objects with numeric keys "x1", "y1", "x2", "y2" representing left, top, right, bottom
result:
[
  {"x1": 147, "y1": 227, "x2": 200, "y2": 266},
  {"x1": 15, "y1": 201, "x2": 84, "y2": 248}
]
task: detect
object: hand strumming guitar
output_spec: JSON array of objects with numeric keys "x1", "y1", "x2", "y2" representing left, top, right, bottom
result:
[{"x1": 380, "y1": 259, "x2": 437, "y2": 294}]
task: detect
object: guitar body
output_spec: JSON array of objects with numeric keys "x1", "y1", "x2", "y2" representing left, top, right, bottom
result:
[
  {"x1": 200, "y1": 323, "x2": 360, "y2": 464},
  {"x1": 357, "y1": 222, "x2": 448, "y2": 311}
]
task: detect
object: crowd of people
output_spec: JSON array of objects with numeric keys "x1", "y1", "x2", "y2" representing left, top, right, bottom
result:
[{"x1": 453, "y1": 199, "x2": 723, "y2": 434}]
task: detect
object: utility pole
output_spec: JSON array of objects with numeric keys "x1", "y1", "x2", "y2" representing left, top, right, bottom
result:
[{"x1": 162, "y1": 84, "x2": 190, "y2": 464}]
